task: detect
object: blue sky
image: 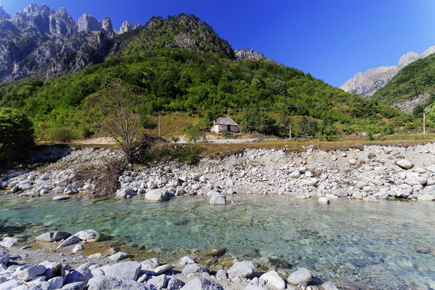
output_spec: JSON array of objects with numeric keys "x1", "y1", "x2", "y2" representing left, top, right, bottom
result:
[{"x1": 2, "y1": 0, "x2": 435, "y2": 88}]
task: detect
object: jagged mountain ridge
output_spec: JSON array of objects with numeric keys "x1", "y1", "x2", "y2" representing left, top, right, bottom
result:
[
  {"x1": 0, "y1": 4, "x2": 277, "y2": 83},
  {"x1": 0, "y1": 3, "x2": 143, "y2": 82},
  {"x1": 340, "y1": 46, "x2": 435, "y2": 98}
]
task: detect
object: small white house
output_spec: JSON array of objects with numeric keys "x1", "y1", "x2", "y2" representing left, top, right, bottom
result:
[{"x1": 211, "y1": 116, "x2": 240, "y2": 133}]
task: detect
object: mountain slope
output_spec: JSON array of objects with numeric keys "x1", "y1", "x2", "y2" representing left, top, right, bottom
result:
[
  {"x1": 340, "y1": 46, "x2": 435, "y2": 98},
  {"x1": 372, "y1": 52, "x2": 435, "y2": 113}
]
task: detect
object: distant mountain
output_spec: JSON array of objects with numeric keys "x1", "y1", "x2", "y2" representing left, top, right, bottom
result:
[
  {"x1": 0, "y1": 3, "x2": 143, "y2": 82},
  {"x1": 340, "y1": 46, "x2": 435, "y2": 98}
]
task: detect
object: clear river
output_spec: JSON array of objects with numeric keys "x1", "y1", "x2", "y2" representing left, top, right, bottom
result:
[{"x1": 1, "y1": 193, "x2": 435, "y2": 290}]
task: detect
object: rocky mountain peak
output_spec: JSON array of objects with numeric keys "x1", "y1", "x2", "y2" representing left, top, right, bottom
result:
[
  {"x1": 49, "y1": 7, "x2": 75, "y2": 36},
  {"x1": 102, "y1": 16, "x2": 113, "y2": 32},
  {"x1": 77, "y1": 13, "x2": 102, "y2": 32},
  {"x1": 341, "y1": 46, "x2": 435, "y2": 98},
  {"x1": 18, "y1": 3, "x2": 54, "y2": 18},
  {"x1": 0, "y1": 5, "x2": 11, "y2": 20},
  {"x1": 120, "y1": 21, "x2": 134, "y2": 34}
]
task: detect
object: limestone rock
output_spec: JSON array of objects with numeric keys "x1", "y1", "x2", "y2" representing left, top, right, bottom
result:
[
  {"x1": 77, "y1": 13, "x2": 102, "y2": 32},
  {"x1": 0, "y1": 5, "x2": 11, "y2": 20},
  {"x1": 167, "y1": 277, "x2": 185, "y2": 290},
  {"x1": 228, "y1": 261, "x2": 255, "y2": 279},
  {"x1": 182, "y1": 263, "x2": 208, "y2": 275},
  {"x1": 103, "y1": 261, "x2": 141, "y2": 281},
  {"x1": 0, "y1": 252, "x2": 10, "y2": 264},
  {"x1": 0, "y1": 280, "x2": 22, "y2": 289},
  {"x1": 39, "y1": 260, "x2": 64, "y2": 278},
  {"x1": 52, "y1": 196, "x2": 71, "y2": 201},
  {"x1": 318, "y1": 197, "x2": 330, "y2": 204},
  {"x1": 102, "y1": 16, "x2": 113, "y2": 32},
  {"x1": 145, "y1": 189, "x2": 170, "y2": 201},
  {"x1": 36, "y1": 231, "x2": 71, "y2": 242},
  {"x1": 147, "y1": 274, "x2": 168, "y2": 289},
  {"x1": 87, "y1": 275, "x2": 148, "y2": 290},
  {"x1": 210, "y1": 195, "x2": 226, "y2": 205},
  {"x1": 74, "y1": 229, "x2": 99, "y2": 241},
  {"x1": 61, "y1": 282, "x2": 86, "y2": 290},
  {"x1": 109, "y1": 252, "x2": 129, "y2": 261},
  {"x1": 418, "y1": 194, "x2": 435, "y2": 201},
  {"x1": 322, "y1": 281, "x2": 339, "y2": 290},
  {"x1": 57, "y1": 235, "x2": 81, "y2": 249},
  {"x1": 259, "y1": 271, "x2": 285, "y2": 289},
  {"x1": 234, "y1": 49, "x2": 275, "y2": 63},
  {"x1": 180, "y1": 256, "x2": 195, "y2": 266},
  {"x1": 152, "y1": 264, "x2": 174, "y2": 275},
  {"x1": 141, "y1": 258, "x2": 160, "y2": 271},
  {"x1": 180, "y1": 277, "x2": 223, "y2": 290},
  {"x1": 396, "y1": 160, "x2": 414, "y2": 170},
  {"x1": 287, "y1": 267, "x2": 312, "y2": 285},
  {"x1": 18, "y1": 264, "x2": 47, "y2": 281}
]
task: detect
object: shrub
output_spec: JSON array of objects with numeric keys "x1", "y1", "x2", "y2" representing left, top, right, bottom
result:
[
  {"x1": 171, "y1": 136, "x2": 180, "y2": 143},
  {"x1": 222, "y1": 131, "x2": 233, "y2": 139},
  {"x1": 0, "y1": 107, "x2": 34, "y2": 163},
  {"x1": 49, "y1": 127, "x2": 75, "y2": 143}
]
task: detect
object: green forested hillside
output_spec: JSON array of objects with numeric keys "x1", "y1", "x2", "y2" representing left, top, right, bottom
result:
[
  {"x1": 0, "y1": 14, "x2": 414, "y2": 140},
  {"x1": 372, "y1": 53, "x2": 435, "y2": 105}
]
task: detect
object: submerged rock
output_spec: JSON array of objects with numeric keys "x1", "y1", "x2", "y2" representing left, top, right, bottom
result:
[{"x1": 287, "y1": 267, "x2": 312, "y2": 285}]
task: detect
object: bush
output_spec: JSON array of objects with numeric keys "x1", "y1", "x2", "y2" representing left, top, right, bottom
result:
[
  {"x1": 0, "y1": 107, "x2": 34, "y2": 163},
  {"x1": 171, "y1": 136, "x2": 180, "y2": 143},
  {"x1": 183, "y1": 121, "x2": 202, "y2": 143},
  {"x1": 48, "y1": 127, "x2": 75, "y2": 142},
  {"x1": 222, "y1": 131, "x2": 233, "y2": 139}
]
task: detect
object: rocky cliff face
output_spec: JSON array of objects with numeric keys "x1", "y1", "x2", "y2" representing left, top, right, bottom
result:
[
  {"x1": 340, "y1": 46, "x2": 435, "y2": 98},
  {"x1": 120, "y1": 21, "x2": 134, "y2": 34},
  {"x1": 0, "y1": 3, "x2": 143, "y2": 82},
  {"x1": 234, "y1": 48, "x2": 275, "y2": 62}
]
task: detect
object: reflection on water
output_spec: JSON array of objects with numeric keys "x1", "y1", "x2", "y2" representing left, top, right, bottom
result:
[{"x1": 1, "y1": 193, "x2": 435, "y2": 289}]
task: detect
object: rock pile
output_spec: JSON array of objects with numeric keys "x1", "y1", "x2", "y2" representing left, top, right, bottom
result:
[{"x1": 3, "y1": 144, "x2": 435, "y2": 204}]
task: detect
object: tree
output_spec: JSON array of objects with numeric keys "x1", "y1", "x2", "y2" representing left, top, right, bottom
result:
[
  {"x1": 317, "y1": 118, "x2": 338, "y2": 141},
  {"x1": 0, "y1": 107, "x2": 34, "y2": 163},
  {"x1": 298, "y1": 116, "x2": 319, "y2": 138},
  {"x1": 183, "y1": 121, "x2": 202, "y2": 143},
  {"x1": 85, "y1": 79, "x2": 146, "y2": 163}
]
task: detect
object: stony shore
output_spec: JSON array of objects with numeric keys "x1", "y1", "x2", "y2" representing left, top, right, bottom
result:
[{"x1": 2, "y1": 142, "x2": 435, "y2": 289}]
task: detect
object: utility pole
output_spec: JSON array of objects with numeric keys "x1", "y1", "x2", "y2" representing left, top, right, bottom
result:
[
  {"x1": 424, "y1": 112, "x2": 426, "y2": 135},
  {"x1": 159, "y1": 113, "x2": 161, "y2": 137},
  {"x1": 289, "y1": 124, "x2": 292, "y2": 140}
]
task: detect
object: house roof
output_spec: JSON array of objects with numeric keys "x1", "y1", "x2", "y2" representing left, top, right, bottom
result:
[{"x1": 214, "y1": 116, "x2": 239, "y2": 126}]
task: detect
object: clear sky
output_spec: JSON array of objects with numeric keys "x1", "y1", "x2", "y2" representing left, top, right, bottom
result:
[{"x1": 1, "y1": 0, "x2": 435, "y2": 88}]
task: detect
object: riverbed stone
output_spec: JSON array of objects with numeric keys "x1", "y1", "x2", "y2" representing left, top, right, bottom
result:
[
  {"x1": 141, "y1": 258, "x2": 159, "y2": 271},
  {"x1": 87, "y1": 275, "x2": 148, "y2": 290},
  {"x1": 0, "y1": 237, "x2": 17, "y2": 248},
  {"x1": 200, "y1": 247, "x2": 226, "y2": 257},
  {"x1": 109, "y1": 252, "x2": 129, "y2": 261},
  {"x1": 228, "y1": 261, "x2": 255, "y2": 279},
  {"x1": 103, "y1": 261, "x2": 141, "y2": 281},
  {"x1": 57, "y1": 236, "x2": 81, "y2": 249},
  {"x1": 145, "y1": 189, "x2": 170, "y2": 201},
  {"x1": 167, "y1": 277, "x2": 185, "y2": 290},
  {"x1": 36, "y1": 232, "x2": 71, "y2": 242},
  {"x1": 334, "y1": 188, "x2": 348, "y2": 197},
  {"x1": 322, "y1": 281, "x2": 339, "y2": 290},
  {"x1": 64, "y1": 186, "x2": 79, "y2": 195},
  {"x1": 180, "y1": 256, "x2": 195, "y2": 266},
  {"x1": 210, "y1": 195, "x2": 226, "y2": 205},
  {"x1": 39, "y1": 261, "x2": 64, "y2": 278},
  {"x1": 180, "y1": 277, "x2": 223, "y2": 290},
  {"x1": 418, "y1": 194, "x2": 435, "y2": 201},
  {"x1": 318, "y1": 197, "x2": 330, "y2": 204},
  {"x1": 64, "y1": 263, "x2": 94, "y2": 284},
  {"x1": 0, "y1": 252, "x2": 10, "y2": 264},
  {"x1": 48, "y1": 276, "x2": 64, "y2": 289},
  {"x1": 287, "y1": 267, "x2": 312, "y2": 285},
  {"x1": 0, "y1": 279, "x2": 22, "y2": 289},
  {"x1": 52, "y1": 195, "x2": 71, "y2": 201},
  {"x1": 18, "y1": 264, "x2": 47, "y2": 281},
  {"x1": 182, "y1": 264, "x2": 208, "y2": 275},
  {"x1": 152, "y1": 264, "x2": 174, "y2": 275},
  {"x1": 61, "y1": 282, "x2": 86, "y2": 290},
  {"x1": 259, "y1": 271, "x2": 285, "y2": 289},
  {"x1": 73, "y1": 229, "x2": 99, "y2": 241},
  {"x1": 396, "y1": 160, "x2": 414, "y2": 170},
  {"x1": 146, "y1": 274, "x2": 168, "y2": 289}
]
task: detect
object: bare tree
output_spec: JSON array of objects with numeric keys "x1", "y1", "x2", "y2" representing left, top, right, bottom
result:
[{"x1": 85, "y1": 79, "x2": 147, "y2": 163}]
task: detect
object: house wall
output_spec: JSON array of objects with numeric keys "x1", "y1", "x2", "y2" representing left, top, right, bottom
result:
[{"x1": 211, "y1": 124, "x2": 240, "y2": 133}]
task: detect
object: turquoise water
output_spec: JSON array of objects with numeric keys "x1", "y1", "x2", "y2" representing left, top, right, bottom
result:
[{"x1": 1, "y1": 194, "x2": 435, "y2": 289}]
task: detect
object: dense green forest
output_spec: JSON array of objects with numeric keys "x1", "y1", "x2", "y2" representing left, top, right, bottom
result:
[{"x1": 0, "y1": 14, "x2": 417, "y2": 141}]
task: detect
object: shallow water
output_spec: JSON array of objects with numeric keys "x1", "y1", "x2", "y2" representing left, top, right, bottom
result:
[{"x1": 1, "y1": 194, "x2": 435, "y2": 289}]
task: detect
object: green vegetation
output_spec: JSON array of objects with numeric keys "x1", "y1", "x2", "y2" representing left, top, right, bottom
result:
[
  {"x1": 373, "y1": 53, "x2": 435, "y2": 106},
  {"x1": 0, "y1": 14, "x2": 419, "y2": 144},
  {"x1": 0, "y1": 107, "x2": 34, "y2": 163},
  {"x1": 183, "y1": 121, "x2": 203, "y2": 143}
]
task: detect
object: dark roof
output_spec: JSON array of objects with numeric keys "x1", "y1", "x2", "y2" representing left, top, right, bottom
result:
[{"x1": 214, "y1": 116, "x2": 239, "y2": 126}]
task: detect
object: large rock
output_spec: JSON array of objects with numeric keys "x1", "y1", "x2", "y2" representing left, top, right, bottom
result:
[
  {"x1": 145, "y1": 189, "x2": 170, "y2": 201},
  {"x1": 396, "y1": 160, "x2": 414, "y2": 170},
  {"x1": 322, "y1": 281, "x2": 339, "y2": 290},
  {"x1": 418, "y1": 194, "x2": 435, "y2": 201},
  {"x1": 259, "y1": 271, "x2": 285, "y2": 289},
  {"x1": 147, "y1": 275, "x2": 168, "y2": 289},
  {"x1": 109, "y1": 252, "x2": 129, "y2": 261},
  {"x1": 210, "y1": 195, "x2": 226, "y2": 205},
  {"x1": 61, "y1": 282, "x2": 86, "y2": 290},
  {"x1": 57, "y1": 235, "x2": 81, "y2": 249},
  {"x1": 36, "y1": 232, "x2": 71, "y2": 242},
  {"x1": 64, "y1": 263, "x2": 94, "y2": 284},
  {"x1": 180, "y1": 277, "x2": 223, "y2": 290},
  {"x1": 152, "y1": 264, "x2": 174, "y2": 275},
  {"x1": 74, "y1": 229, "x2": 99, "y2": 241},
  {"x1": 87, "y1": 275, "x2": 149, "y2": 290},
  {"x1": 17, "y1": 264, "x2": 47, "y2": 281},
  {"x1": 39, "y1": 260, "x2": 64, "y2": 278},
  {"x1": 102, "y1": 16, "x2": 113, "y2": 31},
  {"x1": 287, "y1": 267, "x2": 312, "y2": 285},
  {"x1": 0, "y1": 279, "x2": 22, "y2": 290},
  {"x1": 228, "y1": 261, "x2": 255, "y2": 279},
  {"x1": 182, "y1": 263, "x2": 208, "y2": 275},
  {"x1": 334, "y1": 188, "x2": 348, "y2": 197},
  {"x1": 0, "y1": 252, "x2": 10, "y2": 264},
  {"x1": 141, "y1": 258, "x2": 159, "y2": 271},
  {"x1": 103, "y1": 261, "x2": 141, "y2": 281},
  {"x1": 48, "y1": 276, "x2": 64, "y2": 289}
]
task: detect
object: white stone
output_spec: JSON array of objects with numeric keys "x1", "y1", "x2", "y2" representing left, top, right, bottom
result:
[
  {"x1": 109, "y1": 252, "x2": 129, "y2": 261},
  {"x1": 87, "y1": 275, "x2": 148, "y2": 290},
  {"x1": 396, "y1": 159, "x2": 414, "y2": 169},
  {"x1": 210, "y1": 195, "x2": 226, "y2": 205},
  {"x1": 145, "y1": 189, "x2": 170, "y2": 201},
  {"x1": 318, "y1": 197, "x2": 330, "y2": 204},
  {"x1": 322, "y1": 281, "x2": 339, "y2": 290},
  {"x1": 74, "y1": 229, "x2": 99, "y2": 241},
  {"x1": 180, "y1": 277, "x2": 223, "y2": 290},
  {"x1": 103, "y1": 261, "x2": 141, "y2": 281},
  {"x1": 287, "y1": 267, "x2": 312, "y2": 285},
  {"x1": 418, "y1": 194, "x2": 435, "y2": 201},
  {"x1": 228, "y1": 261, "x2": 255, "y2": 279},
  {"x1": 259, "y1": 271, "x2": 285, "y2": 289},
  {"x1": 180, "y1": 256, "x2": 195, "y2": 266}
]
